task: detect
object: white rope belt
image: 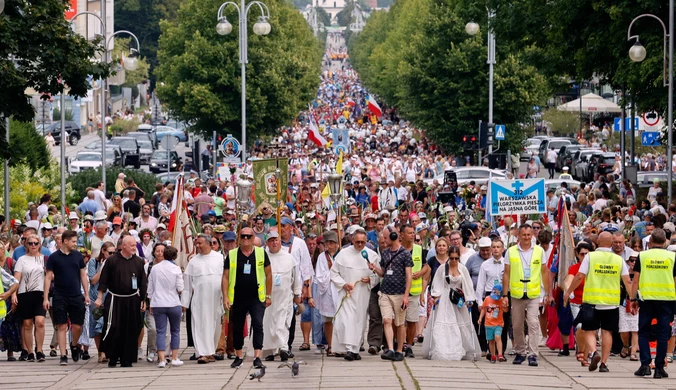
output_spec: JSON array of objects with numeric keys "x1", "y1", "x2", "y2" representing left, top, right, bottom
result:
[{"x1": 102, "y1": 290, "x2": 139, "y2": 341}]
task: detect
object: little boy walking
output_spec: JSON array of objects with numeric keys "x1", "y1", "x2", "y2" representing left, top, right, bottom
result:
[{"x1": 478, "y1": 285, "x2": 507, "y2": 363}]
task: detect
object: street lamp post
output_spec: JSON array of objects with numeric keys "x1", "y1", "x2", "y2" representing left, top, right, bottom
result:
[
  {"x1": 466, "y1": 10, "x2": 496, "y2": 156},
  {"x1": 627, "y1": 5, "x2": 673, "y2": 204},
  {"x1": 236, "y1": 177, "x2": 253, "y2": 244},
  {"x1": 216, "y1": 1, "x2": 271, "y2": 163},
  {"x1": 349, "y1": 4, "x2": 365, "y2": 33}
]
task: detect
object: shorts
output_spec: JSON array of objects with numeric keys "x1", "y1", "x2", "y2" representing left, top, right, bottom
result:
[
  {"x1": 16, "y1": 291, "x2": 47, "y2": 320},
  {"x1": 406, "y1": 295, "x2": 420, "y2": 323},
  {"x1": 485, "y1": 325, "x2": 503, "y2": 341},
  {"x1": 52, "y1": 294, "x2": 86, "y2": 326},
  {"x1": 618, "y1": 307, "x2": 638, "y2": 333},
  {"x1": 379, "y1": 293, "x2": 406, "y2": 327},
  {"x1": 580, "y1": 304, "x2": 618, "y2": 333},
  {"x1": 322, "y1": 315, "x2": 333, "y2": 323}
]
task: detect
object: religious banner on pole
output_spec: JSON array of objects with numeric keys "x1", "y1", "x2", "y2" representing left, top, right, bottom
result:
[
  {"x1": 253, "y1": 158, "x2": 288, "y2": 206},
  {"x1": 169, "y1": 175, "x2": 194, "y2": 272}
]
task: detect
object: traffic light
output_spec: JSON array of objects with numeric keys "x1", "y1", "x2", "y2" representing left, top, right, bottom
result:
[
  {"x1": 470, "y1": 136, "x2": 478, "y2": 150},
  {"x1": 462, "y1": 135, "x2": 469, "y2": 149},
  {"x1": 479, "y1": 122, "x2": 495, "y2": 149}
]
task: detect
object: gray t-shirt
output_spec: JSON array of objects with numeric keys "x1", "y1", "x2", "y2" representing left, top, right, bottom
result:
[{"x1": 380, "y1": 247, "x2": 414, "y2": 295}]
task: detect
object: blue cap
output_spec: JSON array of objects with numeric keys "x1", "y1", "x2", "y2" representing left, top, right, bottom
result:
[
  {"x1": 207, "y1": 210, "x2": 216, "y2": 217},
  {"x1": 222, "y1": 231, "x2": 236, "y2": 241},
  {"x1": 492, "y1": 284, "x2": 503, "y2": 294},
  {"x1": 281, "y1": 217, "x2": 294, "y2": 226}
]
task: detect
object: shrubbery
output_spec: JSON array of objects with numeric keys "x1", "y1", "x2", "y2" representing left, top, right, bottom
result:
[{"x1": 68, "y1": 167, "x2": 159, "y2": 204}]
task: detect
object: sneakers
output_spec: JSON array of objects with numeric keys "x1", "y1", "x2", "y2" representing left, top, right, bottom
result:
[
  {"x1": 49, "y1": 349, "x2": 57, "y2": 358},
  {"x1": 18, "y1": 350, "x2": 28, "y2": 361},
  {"x1": 253, "y1": 357, "x2": 265, "y2": 369},
  {"x1": 528, "y1": 355, "x2": 538, "y2": 367},
  {"x1": 280, "y1": 350, "x2": 289, "y2": 361},
  {"x1": 393, "y1": 352, "x2": 404, "y2": 361},
  {"x1": 27, "y1": 353, "x2": 35, "y2": 362},
  {"x1": 588, "y1": 352, "x2": 601, "y2": 372},
  {"x1": 81, "y1": 351, "x2": 90, "y2": 361},
  {"x1": 213, "y1": 353, "x2": 224, "y2": 361},
  {"x1": 171, "y1": 359, "x2": 184, "y2": 366},
  {"x1": 264, "y1": 355, "x2": 275, "y2": 361},
  {"x1": 599, "y1": 363, "x2": 609, "y2": 373},
  {"x1": 60, "y1": 356, "x2": 68, "y2": 366},
  {"x1": 404, "y1": 346, "x2": 415, "y2": 358},
  {"x1": 654, "y1": 367, "x2": 669, "y2": 379},
  {"x1": 157, "y1": 361, "x2": 166, "y2": 368},
  {"x1": 70, "y1": 344, "x2": 81, "y2": 362},
  {"x1": 137, "y1": 347, "x2": 144, "y2": 361},
  {"x1": 368, "y1": 345, "x2": 380, "y2": 355},
  {"x1": 36, "y1": 351, "x2": 45, "y2": 362},
  {"x1": 490, "y1": 355, "x2": 497, "y2": 364},
  {"x1": 147, "y1": 352, "x2": 156, "y2": 363},
  {"x1": 634, "y1": 365, "x2": 652, "y2": 377},
  {"x1": 381, "y1": 349, "x2": 395, "y2": 360},
  {"x1": 315, "y1": 346, "x2": 324, "y2": 355},
  {"x1": 230, "y1": 357, "x2": 244, "y2": 368},
  {"x1": 513, "y1": 354, "x2": 526, "y2": 365}
]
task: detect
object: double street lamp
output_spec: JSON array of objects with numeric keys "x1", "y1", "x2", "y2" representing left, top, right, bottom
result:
[
  {"x1": 216, "y1": 1, "x2": 271, "y2": 163},
  {"x1": 627, "y1": 5, "x2": 673, "y2": 204}
]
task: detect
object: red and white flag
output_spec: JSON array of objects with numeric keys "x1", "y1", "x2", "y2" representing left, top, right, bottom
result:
[
  {"x1": 366, "y1": 94, "x2": 382, "y2": 117},
  {"x1": 169, "y1": 175, "x2": 194, "y2": 271},
  {"x1": 307, "y1": 119, "x2": 328, "y2": 147},
  {"x1": 346, "y1": 97, "x2": 356, "y2": 107}
]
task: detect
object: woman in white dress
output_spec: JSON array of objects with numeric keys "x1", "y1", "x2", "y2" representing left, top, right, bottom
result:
[{"x1": 423, "y1": 245, "x2": 481, "y2": 361}]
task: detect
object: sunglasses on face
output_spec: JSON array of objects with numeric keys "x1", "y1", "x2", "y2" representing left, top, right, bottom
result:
[
  {"x1": 449, "y1": 257, "x2": 459, "y2": 260},
  {"x1": 27, "y1": 242, "x2": 40, "y2": 246},
  {"x1": 106, "y1": 251, "x2": 115, "y2": 255},
  {"x1": 240, "y1": 234, "x2": 253, "y2": 239},
  {"x1": 533, "y1": 226, "x2": 541, "y2": 230},
  {"x1": 211, "y1": 241, "x2": 218, "y2": 245}
]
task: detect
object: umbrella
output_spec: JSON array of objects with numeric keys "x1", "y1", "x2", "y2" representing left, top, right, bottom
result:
[{"x1": 557, "y1": 93, "x2": 621, "y2": 113}]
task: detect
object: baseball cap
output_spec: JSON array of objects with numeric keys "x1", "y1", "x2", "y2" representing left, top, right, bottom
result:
[
  {"x1": 41, "y1": 222, "x2": 53, "y2": 230},
  {"x1": 323, "y1": 231, "x2": 338, "y2": 243},
  {"x1": 281, "y1": 217, "x2": 294, "y2": 226},
  {"x1": 478, "y1": 237, "x2": 492, "y2": 248},
  {"x1": 418, "y1": 212, "x2": 427, "y2": 219},
  {"x1": 267, "y1": 231, "x2": 280, "y2": 240},
  {"x1": 113, "y1": 217, "x2": 123, "y2": 225},
  {"x1": 223, "y1": 231, "x2": 237, "y2": 241},
  {"x1": 157, "y1": 223, "x2": 167, "y2": 230},
  {"x1": 68, "y1": 212, "x2": 79, "y2": 220}
]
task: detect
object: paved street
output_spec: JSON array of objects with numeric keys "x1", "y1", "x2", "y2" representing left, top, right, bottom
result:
[{"x1": 2, "y1": 316, "x2": 675, "y2": 390}]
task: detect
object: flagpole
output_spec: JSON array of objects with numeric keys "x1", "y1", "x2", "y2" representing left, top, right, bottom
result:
[{"x1": 276, "y1": 162, "x2": 281, "y2": 227}]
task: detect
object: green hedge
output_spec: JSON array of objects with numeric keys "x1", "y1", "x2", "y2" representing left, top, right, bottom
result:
[
  {"x1": 9, "y1": 120, "x2": 50, "y2": 171},
  {"x1": 68, "y1": 167, "x2": 159, "y2": 204}
]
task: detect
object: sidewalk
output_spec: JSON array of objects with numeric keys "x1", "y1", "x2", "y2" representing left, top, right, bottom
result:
[{"x1": 1, "y1": 317, "x2": 675, "y2": 389}]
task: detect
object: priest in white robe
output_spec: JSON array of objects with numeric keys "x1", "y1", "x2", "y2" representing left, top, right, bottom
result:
[
  {"x1": 331, "y1": 230, "x2": 380, "y2": 359},
  {"x1": 262, "y1": 232, "x2": 301, "y2": 359},
  {"x1": 181, "y1": 234, "x2": 224, "y2": 363},
  {"x1": 315, "y1": 231, "x2": 340, "y2": 354}
]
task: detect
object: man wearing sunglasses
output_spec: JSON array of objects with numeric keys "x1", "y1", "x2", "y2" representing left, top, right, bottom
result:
[{"x1": 222, "y1": 227, "x2": 272, "y2": 370}]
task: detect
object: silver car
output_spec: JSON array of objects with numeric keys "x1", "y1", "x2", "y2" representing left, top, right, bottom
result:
[{"x1": 138, "y1": 140, "x2": 154, "y2": 165}]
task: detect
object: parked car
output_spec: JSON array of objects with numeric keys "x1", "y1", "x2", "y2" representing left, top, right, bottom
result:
[
  {"x1": 636, "y1": 172, "x2": 676, "y2": 188},
  {"x1": 149, "y1": 150, "x2": 183, "y2": 173},
  {"x1": 572, "y1": 149, "x2": 600, "y2": 181},
  {"x1": 84, "y1": 141, "x2": 123, "y2": 166},
  {"x1": 47, "y1": 121, "x2": 82, "y2": 146},
  {"x1": 521, "y1": 138, "x2": 543, "y2": 161},
  {"x1": 156, "y1": 171, "x2": 182, "y2": 184},
  {"x1": 545, "y1": 179, "x2": 582, "y2": 191},
  {"x1": 127, "y1": 132, "x2": 156, "y2": 149},
  {"x1": 137, "y1": 140, "x2": 154, "y2": 165},
  {"x1": 69, "y1": 152, "x2": 104, "y2": 174},
  {"x1": 538, "y1": 138, "x2": 577, "y2": 162},
  {"x1": 108, "y1": 137, "x2": 141, "y2": 169},
  {"x1": 556, "y1": 145, "x2": 584, "y2": 172},
  {"x1": 423, "y1": 167, "x2": 508, "y2": 187},
  {"x1": 590, "y1": 152, "x2": 618, "y2": 180},
  {"x1": 154, "y1": 126, "x2": 188, "y2": 143}
]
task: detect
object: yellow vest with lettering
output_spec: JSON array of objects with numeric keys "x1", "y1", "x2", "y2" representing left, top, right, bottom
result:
[
  {"x1": 0, "y1": 273, "x2": 6, "y2": 320},
  {"x1": 638, "y1": 248, "x2": 676, "y2": 301},
  {"x1": 228, "y1": 247, "x2": 266, "y2": 303},
  {"x1": 582, "y1": 251, "x2": 623, "y2": 305},
  {"x1": 410, "y1": 244, "x2": 423, "y2": 296},
  {"x1": 508, "y1": 245, "x2": 543, "y2": 299}
]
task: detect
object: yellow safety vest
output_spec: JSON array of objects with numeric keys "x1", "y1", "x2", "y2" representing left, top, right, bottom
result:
[
  {"x1": 410, "y1": 245, "x2": 423, "y2": 296},
  {"x1": 227, "y1": 247, "x2": 267, "y2": 303},
  {"x1": 638, "y1": 248, "x2": 676, "y2": 301},
  {"x1": 582, "y1": 251, "x2": 623, "y2": 305},
  {"x1": 508, "y1": 245, "x2": 543, "y2": 299},
  {"x1": 0, "y1": 273, "x2": 6, "y2": 320}
]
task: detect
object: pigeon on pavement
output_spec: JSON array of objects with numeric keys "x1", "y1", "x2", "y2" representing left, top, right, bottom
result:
[
  {"x1": 249, "y1": 366, "x2": 266, "y2": 382},
  {"x1": 278, "y1": 360, "x2": 307, "y2": 377}
]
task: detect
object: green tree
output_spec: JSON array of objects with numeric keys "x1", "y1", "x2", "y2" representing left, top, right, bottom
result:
[
  {"x1": 155, "y1": 0, "x2": 322, "y2": 142},
  {"x1": 0, "y1": 0, "x2": 112, "y2": 159},
  {"x1": 316, "y1": 7, "x2": 332, "y2": 27},
  {"x1": 114, "y1": 0, "x2": 181, "y2": 87},
  {"x1": 68, "y1": 167, "x2": 158, "y2": 204},
  {"x1": 336, "y1": 0, "x2": 355, "y2": 26},
  {"x1": 8, "y1": 120, "x2": 51, "y2": 171},
  {"x1": 112, "y1": 37, "x2": 150, "y2": 88},
  {"x1": 541, "y1": 109, "x2": 580, "y2": 137}
]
